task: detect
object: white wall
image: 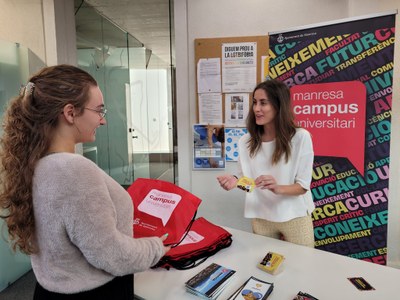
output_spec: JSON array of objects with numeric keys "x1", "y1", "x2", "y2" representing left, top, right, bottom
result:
[
  {"x1": 175, "y1": 0, "x2": 350, "y2": 231},
  {"x1": 0, "y1": 0, "x2": 76, "y2": 66},
  {"x1": 42, "y1": 0, "x2": 77, "y2": 66},
  {"x1": 0, "y1": 0, "x2": 46, "y2": 61},
  {"x1": 0, "y1": 0, "x2": 78, "y2": 146},
  {"x1": 174, "y1": 0, "x2": 400, "y2": 267}
]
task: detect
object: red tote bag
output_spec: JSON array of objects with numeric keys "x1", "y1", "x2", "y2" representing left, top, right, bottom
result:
[
  {"x1": 127, "y1": 178, "x2": 202, "y2": 246},
  {"x1": 153, "y1": 217, "x2": 233, "y2": 270}
]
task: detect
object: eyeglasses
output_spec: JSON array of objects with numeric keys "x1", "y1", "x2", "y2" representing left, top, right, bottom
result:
[{"x1": 84, "y1": 107, "x2": 107, "y2": 118}]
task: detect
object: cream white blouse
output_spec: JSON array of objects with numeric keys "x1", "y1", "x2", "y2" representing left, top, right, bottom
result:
[{"x1": 237, "y1": 128, "x2": 315, "y2": 222}]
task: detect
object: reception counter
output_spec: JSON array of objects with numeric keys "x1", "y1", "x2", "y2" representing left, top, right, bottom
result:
[{"x1": 134, "y1": 226, "x2": 400, "y2": 299}]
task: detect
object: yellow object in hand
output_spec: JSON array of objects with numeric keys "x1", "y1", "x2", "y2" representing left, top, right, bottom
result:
[{"x1": 236, "y1": 176, "x2": 255, "y2": 193}]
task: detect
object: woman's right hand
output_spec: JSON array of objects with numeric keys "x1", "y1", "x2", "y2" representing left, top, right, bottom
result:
[
  {"x1": 217, "y1": 174, "x2": 238, "y2": 191},
  {"x1": 160, "y1": 234, "x2": 172, "y2": 254}
]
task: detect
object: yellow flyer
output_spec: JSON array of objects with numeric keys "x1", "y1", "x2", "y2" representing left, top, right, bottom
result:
[
  {"x1": 257, "y1": 252, "x2": 285, "y2": 275},
  {"x1": 236, "y1": 176, "x2": 255, "y2": 193}
]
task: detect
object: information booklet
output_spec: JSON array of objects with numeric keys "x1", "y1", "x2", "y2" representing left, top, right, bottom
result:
[
  {"x1": 185, "y1": 263, "x2": 236, "y2": 299},
  {"x1": 227, "y1": 276, "x2": 274, "y2": 300}
]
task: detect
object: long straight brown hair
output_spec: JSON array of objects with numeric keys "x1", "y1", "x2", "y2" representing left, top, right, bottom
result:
[{"x1": 246, "y1": 79, "x2": 298, "y2": 164}]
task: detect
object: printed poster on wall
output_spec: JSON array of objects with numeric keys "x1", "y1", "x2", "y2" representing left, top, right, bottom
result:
[
  {"x1": 193, "y1": 124, "x2": 225, "y2": 169},
  {"x1": 222, "y1": 42, "x2": 257, "y2": 92},
  {"x1": 225, "y1": 128, "x2": 248, "y2": 162},
  {"x1": 261, "y1": 55, "x2": 270, "y2": 81},
  {"x1": 269, "y1": 13, "x2": 395, "y2": 265},
  {"x1": 224, "y1": 93, "x2": 249, "y2": 127}
]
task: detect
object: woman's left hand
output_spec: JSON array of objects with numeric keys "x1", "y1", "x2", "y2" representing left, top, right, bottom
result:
[{"x1": 255, "y1": 175, "x2": 281, "y2": 194}]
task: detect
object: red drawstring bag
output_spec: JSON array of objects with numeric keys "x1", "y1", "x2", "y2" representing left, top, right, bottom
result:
[
  {"x1": 152, "y1": 217, "x2": 233, "y2": 270},
  {"x1": 127, "y1": 178, "x2": 202, "y2": 246}
]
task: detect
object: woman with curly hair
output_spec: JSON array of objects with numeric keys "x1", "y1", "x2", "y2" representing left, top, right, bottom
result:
[
  {"x1": 0, "y1": 64, "x2": 170, "y2": 299},
  {"x1": 217, "y1": 79, "x2": 315, "y2": 247}
]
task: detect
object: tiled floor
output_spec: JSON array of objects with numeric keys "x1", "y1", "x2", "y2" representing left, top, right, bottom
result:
[{"x1": 0, "y1": 270, "x2": 36, "y2": 299}]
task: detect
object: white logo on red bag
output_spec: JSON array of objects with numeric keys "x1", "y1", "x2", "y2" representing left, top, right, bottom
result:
[
  {"x1": 179, "y1": 231, "x2": 204, "y2": 245},
  {"x1": 138, "y1": 189, "x2": 182, "y2": 226}
]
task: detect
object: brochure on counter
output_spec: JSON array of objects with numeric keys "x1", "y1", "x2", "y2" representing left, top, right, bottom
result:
[
  {"x1": 293, "y1": 291, "x2": 319, "y2": 300},
  {"x1": 227, "y1": 276, "x2": 274, "y2": 300},
  {"x1": 185, "y1": 263, "x2": 236, "y2": 299}
]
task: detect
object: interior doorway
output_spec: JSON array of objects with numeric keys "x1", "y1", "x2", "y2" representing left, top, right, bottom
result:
[{"x1": 75, "y1": 1, "x2": 175, "y2": 186}]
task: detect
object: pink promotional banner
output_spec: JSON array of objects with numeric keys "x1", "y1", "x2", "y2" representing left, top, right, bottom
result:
[
  {"x1": 269, "y1": 13, "x2": 395, "y2": 265},
  {"x1": 291, "y1": 81, "x2": 366, "y2": 175}
]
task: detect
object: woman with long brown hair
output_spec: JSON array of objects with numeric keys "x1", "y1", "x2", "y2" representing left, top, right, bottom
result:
[
  {"x1": 0, "y1": 64, "x2": 170, "y2": 299},
  {"x1": 217, "y1": 79, "x2": 315, "y2": 247}
]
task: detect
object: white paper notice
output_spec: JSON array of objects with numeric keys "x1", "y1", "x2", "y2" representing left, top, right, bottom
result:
[
  {"x1": 222, "y1": 42, "x2": 257, "y2": 93},
  {"x1": 197, "y1": 58, "x2": 221, "y2": 93},
  {"x1": 198, "y1": 93, "x2": 223, "y2": 124},
  {"x1": 225, "y1": 93, "x2": 249, "y2": 127}
]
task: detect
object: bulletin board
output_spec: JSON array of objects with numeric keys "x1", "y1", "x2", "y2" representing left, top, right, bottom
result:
[
  {"x1": 193, "y1": 36, "x2": 269, "y2": 168},
  {"x1": 194, "y1": 35, "x2": 269, "y2": 123}
]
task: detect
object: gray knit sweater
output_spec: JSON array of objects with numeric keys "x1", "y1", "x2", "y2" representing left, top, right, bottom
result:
[{"x1": 31, "y1": 153, "x2": 164, "y2": 293}]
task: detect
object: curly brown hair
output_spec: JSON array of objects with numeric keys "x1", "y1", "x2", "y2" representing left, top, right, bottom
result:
[
  {"x1": 0, "y1": 64, "x2": 97, "y2": 254},
  {"x1": 246, "y1": 79, "x2": 298, "y2": 164}
]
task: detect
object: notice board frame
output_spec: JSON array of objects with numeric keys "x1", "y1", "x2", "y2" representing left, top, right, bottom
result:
[{"x1": 194, "y1": 35, "x2": 269, "y2": 123}]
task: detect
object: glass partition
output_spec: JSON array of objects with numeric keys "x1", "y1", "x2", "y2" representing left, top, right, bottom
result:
[
  {"x1": 76, "y1": 3, "x2": 138, "y2": 185},
  {"x1": 128, "y1": 45, "x2": 151, "y2": 179},
  {"x1": 75, "y1": 2, "x2": 175, "y2": 185},
  {"x1": 0, "y1": 39, "x2": 33, "y2": 292},
  {"x1": 146, "y1": 54, "x2": 174, "y2": 180}
]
